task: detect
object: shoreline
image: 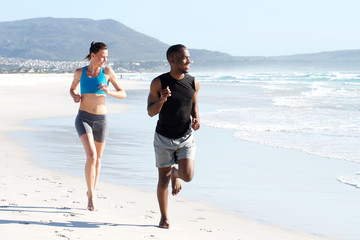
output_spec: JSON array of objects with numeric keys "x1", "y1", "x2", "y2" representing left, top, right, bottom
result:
[{"x1": 0, "y1": 74, "x2": 335, "y2": 239}]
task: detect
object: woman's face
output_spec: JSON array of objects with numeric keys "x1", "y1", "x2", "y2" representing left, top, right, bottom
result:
[{"x1": 91, "y1": 49, "x2": 108, "y2": 67}]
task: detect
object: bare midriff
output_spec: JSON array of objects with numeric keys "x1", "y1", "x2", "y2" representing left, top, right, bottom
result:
[{"x1": 79, "y1": 94, "x2": 107, "y2": 115}]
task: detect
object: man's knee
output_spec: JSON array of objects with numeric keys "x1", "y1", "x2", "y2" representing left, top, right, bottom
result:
[
  {"x1": 183, "y1": 173, "x2": 194, "y2": 182},
  {"x1": 178, "y1": 158, "x2": 194, "y2": 182},
  {"x1": 158, "y1": 168, "x2": 171, "y2": 188},
  {"x1": 158, "y1": 180, "x2": 169, "y2": 189},
  {"x1": 180, "y1": 169, "x2": 194, "y2": 182}
]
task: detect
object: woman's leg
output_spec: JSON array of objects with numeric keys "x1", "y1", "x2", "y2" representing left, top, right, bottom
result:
[
  {"x1": 93, "y1": 141, "x2": 106, "y2": 190},
  {"x1": 80, "y1": 133, "x2": 97, "y2": 211}
]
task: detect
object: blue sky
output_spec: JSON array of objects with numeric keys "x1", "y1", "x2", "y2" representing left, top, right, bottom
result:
[{"x1": 1, "y1": 0, "x2": 359, "y2": 56}]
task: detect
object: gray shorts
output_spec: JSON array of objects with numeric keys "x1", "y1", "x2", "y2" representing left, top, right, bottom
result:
[
  {"x1": 154, "y1": 132, "x2": 196, "y2": 168},
  {"x1": 75, "y1": 110, "x2": 108, "y2": 143}
]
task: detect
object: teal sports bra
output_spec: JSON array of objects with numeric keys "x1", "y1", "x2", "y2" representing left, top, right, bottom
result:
[{"x1": 80, "y1": 66, "x2": 108, "y2": 95}]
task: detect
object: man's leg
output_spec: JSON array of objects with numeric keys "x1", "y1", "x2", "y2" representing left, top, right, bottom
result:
[
  {"x1": 171, "y1": 158, "x2": 194, "y2": 195},
  {"x1": 157, "y1": 167, "x2": 172, "y2": 228}
]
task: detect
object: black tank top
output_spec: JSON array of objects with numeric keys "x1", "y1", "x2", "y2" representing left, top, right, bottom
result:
[{"x1": 156, "y1": 72, "x2": 195, "y2": 139}]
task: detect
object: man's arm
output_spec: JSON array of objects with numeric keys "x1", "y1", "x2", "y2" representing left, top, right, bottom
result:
[
  {"x1": 191, "y1": 78, "x2": 200, "y2": 130},
  {"x1": 147, "y1": 77, "x2": 171, "y2": 117}
]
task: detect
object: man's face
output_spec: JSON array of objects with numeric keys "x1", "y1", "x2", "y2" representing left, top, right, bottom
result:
[{"x1": 172, "y1": 48, "x2": 191, "y2": 73}]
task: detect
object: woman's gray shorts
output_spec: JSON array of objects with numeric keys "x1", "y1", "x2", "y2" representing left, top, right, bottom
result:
[
  {"x1": 154, "y1": 132, "x2": 196, "y2": 168},
  {"x1": 75, "y1": 110, "x2": 108, "y2": 143}
]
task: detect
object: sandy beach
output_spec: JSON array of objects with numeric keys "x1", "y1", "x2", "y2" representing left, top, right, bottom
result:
[{"x1": 0, "y1": 73, "x2": 335, "y2": 240}]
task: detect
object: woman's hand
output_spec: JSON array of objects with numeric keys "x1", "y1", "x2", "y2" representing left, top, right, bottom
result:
[
  {"x1": 99, "y1": 83, "x2": 110, "y2": 94},
  {"x1": 72, "y1": 93, "x2": 81, "y2": 103}
]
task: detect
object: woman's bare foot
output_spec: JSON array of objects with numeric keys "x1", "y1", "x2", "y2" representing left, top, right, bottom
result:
[
  {"x1": 171, "y1": 167, "x2": 182, "y2": 196},
  {"x1": 159, "y1": 217, "x2": 170, "y2": 229},
  {"x1": 87, "y1": 192, "x2": 94, "y2": 211}
]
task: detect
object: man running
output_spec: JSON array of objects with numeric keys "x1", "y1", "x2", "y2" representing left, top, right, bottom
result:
[{"x1": 147, "y1": 44, "x2": 200, "y2": 229}]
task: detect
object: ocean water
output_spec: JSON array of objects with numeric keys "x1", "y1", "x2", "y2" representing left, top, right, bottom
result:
[
  {"x1": 15, "y1": 72, "x2": 360, "y2": 240},
  {"x1": 196, "y1": 72, "x2": 360, "y2": 187}
]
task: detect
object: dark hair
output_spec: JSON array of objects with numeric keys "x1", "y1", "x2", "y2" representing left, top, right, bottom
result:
[
  {"x1": 85, "y1": 41, "x2": 108, "y2": 61},
  {"x1": 166, "y1": 44, "x2": 187, "y2": 61}
]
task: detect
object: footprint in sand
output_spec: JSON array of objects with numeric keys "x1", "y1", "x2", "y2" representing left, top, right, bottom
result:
[
  {"x1": 63, "y1": 213, "x2": 76, "y2": 217},
  {"x1": 142, "y1": 210, "x2": 157, "y2": 219},
  {"x1": 37, "y1": 177, "x2": 50, "y2": 181},
  {"x1": 110, "y1": 204, "x2": 123, "y2": 208},
  {"x1": 19, "y1": 221, "x2": 30, "y2": 225},
  {"x1": 95, "y1": 193, "x2": 107, "y2": 199},
  {"x1": 188, "y1": 217, "x2": 205, "y2": 222},
  {"x1": 144, "y1": 235, "x2": 159, "y2": 239},
  {"x1": 56, "y1": 206, "x2": 71, "y2": 210},
  {"x1": 40, "y1": 220, "x2": 53, "y2": 224},
  {"x1": 55, "y1": 233, "x2": 70, "y2": 240}
]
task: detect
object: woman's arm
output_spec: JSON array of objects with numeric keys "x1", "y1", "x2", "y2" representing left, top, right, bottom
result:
[
  {"x1": 70, "y1": 68, "x2": 82, "y2": 103},
  {"x1": 102, "y1": 67, "x2": 126, "y2": 99}
]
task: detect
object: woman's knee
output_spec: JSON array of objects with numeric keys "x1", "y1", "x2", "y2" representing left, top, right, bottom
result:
[
  {"x1": 86, "y1": 152, "x2": 97, "y2": 165},
  {"x1": 95, "y1": 158, "x2": 102, "y2": 168}
]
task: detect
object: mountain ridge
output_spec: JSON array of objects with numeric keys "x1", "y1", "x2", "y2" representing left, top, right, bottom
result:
[
  {"x1": 0, "y1": 17, "x2": 169, "y2": 61},
  {"x1": 1, "y1": 17, "x2": 360, "y2": 71}
]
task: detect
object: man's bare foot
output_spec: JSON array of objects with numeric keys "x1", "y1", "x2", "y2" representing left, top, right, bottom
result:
[
  {"x1": 159, "y1": 217, "x2": 170, "y2": 229},
  {"x1": 171, "y1": 167, "x2": 182, "y2": 196},
  {"x1": 87, "y1": 192, "x2": 94, "y2": 211}
]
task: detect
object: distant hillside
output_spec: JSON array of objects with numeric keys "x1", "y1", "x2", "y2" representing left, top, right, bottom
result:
[
  {"x1": 193, "y1": 50, "x2": 360, "y2": 71},
  {"x1": 231, "y1": 50, "x2": 360, "y2": 71},
  {"x1": 0, "y1": 17, "x2": 169, "y2": 61},
  {"x1": 1, "y1": 17, "x2": 360, "y2": 71}
]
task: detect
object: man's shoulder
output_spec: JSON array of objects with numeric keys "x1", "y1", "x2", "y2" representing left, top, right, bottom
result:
[
  {"x1": 150, "y1": 76, "x2": 162, "y2": 89},
  {"x1": 184, "y1": 73, "x2": 194, "y2": 79},
  {"x1": 157, "y1": 72, "x2": 170, "y2": 80},
  {"x1": 152, "y1": 72, "x2": 170, "y2": 87}
]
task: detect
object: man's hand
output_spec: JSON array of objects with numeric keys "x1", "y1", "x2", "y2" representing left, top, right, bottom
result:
[
  {"x1": 160, "y1": 86, "x2": 171, "y2": 102},
  {"x1": 192, "y1": 118, "x2": 200, "y2": 131}
]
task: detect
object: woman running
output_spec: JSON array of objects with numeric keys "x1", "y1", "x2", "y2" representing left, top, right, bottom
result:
[{"x1": 70, "y1": 42, "x2": 126, "y2": 211}]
